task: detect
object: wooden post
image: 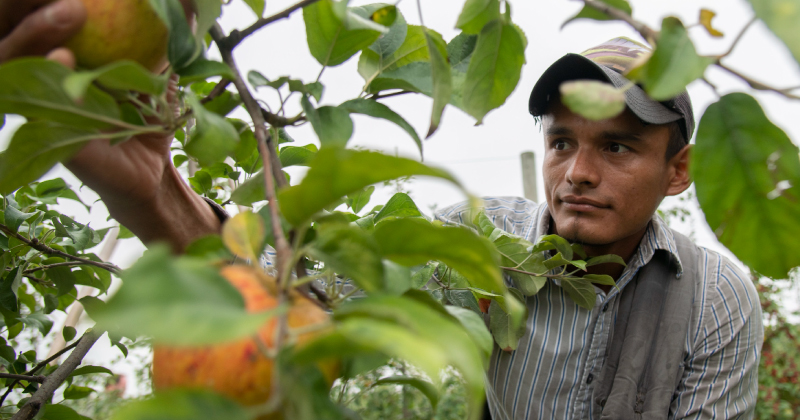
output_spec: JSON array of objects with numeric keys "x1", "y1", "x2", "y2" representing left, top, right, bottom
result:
[{"x1": 521, "y1": 151, "x2": 539, "y2": 202}]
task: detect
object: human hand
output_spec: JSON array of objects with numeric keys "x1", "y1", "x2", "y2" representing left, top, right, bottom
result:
[{"x1": 0, "y1": 0, "x2": 86, "y2": 67}]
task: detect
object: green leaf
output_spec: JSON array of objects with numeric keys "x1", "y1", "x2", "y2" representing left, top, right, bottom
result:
[
  {"x1": 110, "y1": 389, "x2": 250, "y2": 420},
  {"x1": 0, "y1": 58, "x2": 122, "y2": 129},
  {"x1": 748, "y1": 0, "x2": 800, "y2": 65},
  {"x1": 21, "y1": 313, "x2": 53, "y2": 336},
  {"x1": 373, "y1": 218, "x2": 504, "y2": 294},
  {"x1": 3, "y1": 207, "x2": 35, "y2": 232},
  {"x1": 308, "y1": 224, "x2": 384, "y2": 292},
  {"x1": 585, "y1": 254, "x2": 627, "y2": 267},
  {"x1": 42, "y1": 404, "x2": 84, "y2": 420},
  {"x1": 192, "y1": 0, "x2": 223, "y2": 63},
  {"x1": 301, "y1": 97, "x2": 354, "y2": 148},
  {"x1": 148, "y1": 0, "x2": 197, "y2": 70},
  {"x1": 279, "y1": 144, "x2": 318, "y2": 168},
  {"x1": 47, "y1": 265, "x2": 77, "y2": 297},
  {"x1": 462, "y1": 19, "x2": 526, "y2": 123},
  {"x1": 582, "y1": 274, "x2": 617, "y2": 288},
  {"x1": 68, "y1": 365, "x2": 113, "y2": 378},
  {"x1": 374, "y1": 193, "x2": 422, "y2": 223},
  {"x1": 346, "y1": 186, "x2": 375, "y2": 214},
  {"x1": 560, "y1": 278, "x2": 596, "y2": 310},
  {"x1": 626, "y1": 17, "x2": 713, "y2": 101},
  {"x1": 488, "y1": 298, "x2": 525, "y2": 351},
  {"x1": 383, "y1": 260, "x2": 412, "y2": 295},
  {"x1": 0, "y1": 267, "x2": 22, "y2": 312},
  {"x1": 445, "y1": 305, "x2": 493, "y2": 362},
  {"x1": 278, "y1": 148, "x2": 461, "y2": 225},
  {"x1": 62, "y1": 326, "x2": 77, "y2": 342},
  {"x1": 692, "y1": 93, "x2": 800, "y2": 279},
  {"x1": 229, "y1": 171, "x2": 266, "y2": 206},
  {"x1": 177, "y1": 59, "x2": 234, "y2": 86},
  {"x1": 63, "y1": 60, "x2": 169, "y2": 100},
  {"x1": 243, "y1": 0, "x2": 265, "y2": 17},
  {"x1": 184, "y1": 234, "x2": 233, "y2": 261},
  {"x1": 495, "y1": 237, "x2": 547, "y2": 296},
  {"x1": 536, "y1": 234, "x2": 573, "y2": 260},
  {"x1": 289, "y1": 79, "x2": 324, "y2": 102},
  {"x1": 304, "y1": 0, "x2": 383, "y2": 67},
  {"x1": 562, "y1": 0, "x2": 633, "y2": 27},
  {"x1": 424, "y1": 28, "x2": 452, "y2": 138},
  {"x1": 374, "y1": 376, "x2": 440, "y2": 409},
  {"x1": 358, "y1": 25, "x2": 433, "y2": 94},
  {"x1": 221, "y1": 211, "x2": 265, "y2": 262},
  {"x1": 560, "y1": 80, "x2": 627, "y2": 121},
  {"x1": 365, "y1": 4, "x2": 408, "y2": 57},
  {"x1": 339, "y1": 98, "x2": 422, "y2": 156},
  {"x1": 87, "y1": 246, "x2": 280, "y2": 345},
  {"x1": 456, "y1": 0, "x2": 501, "y2": 34},
  {"x1": 185, "y1": 93, "x2": 239, "y2": 166}
]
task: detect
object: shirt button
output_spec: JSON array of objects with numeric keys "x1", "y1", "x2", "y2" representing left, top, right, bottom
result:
[
  {"x1": 586, "y1": 373, "x2": 594, "y2": 384},
  {"x1": 602, "y1": 303, "x2": 609, "y2": 312}
]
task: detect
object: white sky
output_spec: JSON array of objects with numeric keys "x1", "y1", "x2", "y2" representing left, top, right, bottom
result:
[{"x1": 2, "y1": 0, "x2": 800, "y2": 396}]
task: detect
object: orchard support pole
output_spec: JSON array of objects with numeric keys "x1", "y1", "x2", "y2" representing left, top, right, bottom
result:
[{"x1": 521, "y1": 151, "x2": 538, "y2": 203}]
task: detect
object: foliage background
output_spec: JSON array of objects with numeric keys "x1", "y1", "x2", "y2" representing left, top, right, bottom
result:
[{"x1": 1, "y1": 0, "x2": 799, "y2": 417}]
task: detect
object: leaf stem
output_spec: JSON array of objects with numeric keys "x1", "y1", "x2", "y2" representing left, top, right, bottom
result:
[{"x1": 221, "y1": 0, "x2": 323, "y2": 49}]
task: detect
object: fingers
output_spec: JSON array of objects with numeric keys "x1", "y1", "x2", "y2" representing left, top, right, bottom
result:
[
  {"x1": 0, "y1": 0, "x2": 86, "y2": 63},
  {"x1": 45, "y1": 47, "x2": 76, "y2": 69}
]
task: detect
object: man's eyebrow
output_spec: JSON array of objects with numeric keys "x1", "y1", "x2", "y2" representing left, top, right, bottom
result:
[
  {"x1": 545, "y1": 126, "x2": 572, "y2": 136},
  {"x1": 600, "y1": 130, "x2": 643, "y2": 142}
]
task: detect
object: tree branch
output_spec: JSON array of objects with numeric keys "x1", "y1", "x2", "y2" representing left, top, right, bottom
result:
[
  {"x1": 210, "y1": 25, "x2": 293, "y2": 283},
  {"x1": 716, "y1": 62, "x2": 800, "y2": 100},
  {"x1": 200, "y1": 79, "x2": 232, "y2": 104},
  {"x1": 0, "y1": 374, "x2": 45, "y2": 384},
  {"x1": 367, "y1": 90, "x2": 415, "y2": 101},
  {"x1": 221, "y1": 0, "x2": 323, "y2": 49},
  {"x1": 261, "y1": 108, "x2": 306, "y2": 127},
  {"x1": 23, "y1": 262, "x2": 95, "y2": 275},
  {"x1": 0, "y1": 224, "x2": 121, "y2": 275},
  {"x1": 11, "y1": 330, "x2": 100, "y2": 420}
]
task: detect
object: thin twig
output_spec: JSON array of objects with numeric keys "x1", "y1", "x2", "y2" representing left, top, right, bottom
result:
[
  {"x1": 23, "y1": 262, "x2": 93, "y2": 275},
  {"x1": 719, "y1": 17, "x2": 757, "y2": 58},
  {"x1": 0, "y1": 374, "x2": 45, "y2": 384},
  {"x1": 368, "y1": 90, "x2": 414, "y2": 100},
  {"x1": 210, "y1": 25, "x2": 292, "y2": 284},
  {"x1": 581, "y1": 0, "x2": 659, "y2": 42},
  {"x1": 10, "y1": 330, "x2": 100, "y2": 420},
  {"x1": 716, "y1": 63, "x2": 800, "y2": 100},
  {"x1": 200, "y1": 79, "x2": 232, "y2": 104},
  {"x1": 0, "y1": 224, "x2": 121, "y2": 275},
  {"x1": 261, "y1": 108, "x2": 306, "y2": 127},
  {"x1": 221, "y1": 0, "x2": 323, "y2": 49}
]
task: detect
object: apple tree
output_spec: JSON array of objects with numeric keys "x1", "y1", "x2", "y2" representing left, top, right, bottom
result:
[{"x1": 0, "y1": 0, "x2": 798, "y2": 419}]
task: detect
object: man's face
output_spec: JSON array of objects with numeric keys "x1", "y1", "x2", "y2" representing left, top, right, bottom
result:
[{"x1": 542, "y1": 98, "x2": 680, "y2": 247}]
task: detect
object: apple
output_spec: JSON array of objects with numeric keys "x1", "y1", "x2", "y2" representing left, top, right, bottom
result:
[
  {"x1": 63, "y1": 0, "x2": 191, "y2": 72},
  {"x1": 151, "y1": 265, "x2": 336, "y2": 418}
]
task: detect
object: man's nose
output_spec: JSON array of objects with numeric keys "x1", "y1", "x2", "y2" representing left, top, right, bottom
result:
[{"x1": 565, "y1": 147, "x2": 601, "y2": 187}]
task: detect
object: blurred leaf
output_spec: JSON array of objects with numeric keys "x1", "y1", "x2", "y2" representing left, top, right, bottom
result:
[
  {"x1": 62, "y1": 326, "x2": 76, "y2": 342},
  {"x1": 445, "y1": 305, "x2": 493, "y2": 362},
  {"x1": 0, "y1": 267, "x2": 21, "y2": 312},
  {"x1": 192, "y1": 0, "x2": 223, "y2": 63},
  {"x1": 301, "y1": 97, "x2": 354, "y2": 148},
  {"x1": 582, "y1": 274, "x2": 617, "y2": 287},
  {"x1": 110, "y1": 389, "x2": 249, "y2": 420},
  {"x1": 63, "y1": 60, "x2": 169, "y2": 100},
  {"x1": 748, "y1": 0, "x2": 800, "y2": 64},
  {"x1": 63, "y1": 384, "x2": 95, "y2": 400},
  {"x1": 365, "y1": 4, "x2": 408, "y2": 57},
  {"x1": 358, "y1": 25, "x2": 433, "y2": 94},
  {"x1": 383, "y1": 259, "x2": 412, "y2": 295},
  {"x1": 222, "y1": 211, "x2": 265, "y2": 262},
  {"x1": 203, "y1": 90, "x2": 242, "y2": 117},
  {"x1": 87, "y1": 246, "x2": 279, "y2": 345},
  {"x1": 560, "y1": 278, "x2": 596, "y2": 310},
  {"x1": 424, "y1": 28, "x2": 452, "y2": 137},
  {"x1": 278, "y1": 148, "x2": 460, "y2": 225},
  {"x1": 47, "y1": 265, "x2": 77, "y2": 297},
  {"x1": 488, "y1": 298, "x2": 526, "y2": 351},
  {"x1": 68, "y1": 365, "x2": 113, "y2": 378},
  {"x1": 42, "y1": 404, "x2": 84, "y2": 420},
  {"x1": 177, "y1": 59, "x2": 234, "y2": 86},
  {"x1": 185, "y1": 93, "x2": 239, "y2": 166},
  {"x1": 456, "y1": 0, "x2": 501, "y2": 34},
  {"x1": 462, "y1": 19, "x2": 526, "y2": 123},
  {"x1": 21, "y1": 313, "x2": 53, "y2": 336},
  {"x1": 278, "y1": 353, "x2": 348, "y2": 420},
  {"x1": 230, "y1": 172, "x2": 266, "y2": 206},
  {"x1": 340, "y1": 98, "x2": 422, "y2": 156},
  {"x1": 0, "y1": 58, "x2": 121, "y2": 129},
  {"x1": 184, "y1": 234, "x2": 233, "y2": 261},
  {"x1": 288, "y1": 79, "x2": 324, "y2": 102},
  {"x1": 279, "y1": 144, "x2": 318, "y2": 168},
  {"x1": 243, "y1": 0, "x2": 265, "y2": 17},
  {"x1": 692, "y1": 93, "x2": 800, "y2": 279},
  {"x1": 308, "y1": 224, "x2": 384, "y2": 292},
  {"x1": 148, "y1": 0, "x2": 197, "y2": 69},
  {"x1": 585, "y1": 254, "x2": 626, "y2": 267},
  {"x1": 373, "y1": 218, "x2": 504, "y2": 294},
  {"x1": 346, "y1": 185, "x2": 375, "y2": 214},
  {"x1": 374, "y1": 193, "x2": 422, "y2": 223},
  {"x1": 374, "y1": 376, "x2": 440, "y2": 409},
  {"x1": 560, "y1": 80, "x2": 626, "y2": 121},
  {"x1": 0, "y1": 122, "x2": 101, "y2": 195},
  {"x1": 304, "y1": 0, "x2": 383, "y2": 67},
  {"x1": 627, "y1": 17, "x2": 713, "y2": 100},
  {"x1": 562, "y1": 0, "x2": 632, "y2": 27},
  {"x1": 699, "y1": 9, "x2": 724, "y2": 37}
]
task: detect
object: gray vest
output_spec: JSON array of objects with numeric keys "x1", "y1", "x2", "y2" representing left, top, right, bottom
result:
[{"x1": 592, "y1": 231, "x2": 699, "y2": 419}]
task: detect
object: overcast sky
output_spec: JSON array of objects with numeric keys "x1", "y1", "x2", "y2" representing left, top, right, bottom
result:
[{"x1": 1, "y1": 0, "x2": 799, "y2": 394}]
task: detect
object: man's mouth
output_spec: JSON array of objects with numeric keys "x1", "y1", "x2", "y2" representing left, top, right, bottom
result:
[{"x1": 559, "y1": 195, "x2": 609, "y2": 212}]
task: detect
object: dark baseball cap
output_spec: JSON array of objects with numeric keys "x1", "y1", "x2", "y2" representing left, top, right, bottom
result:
[{"x1": 528, "y1": 37, "x2": 695, "y2": 141}]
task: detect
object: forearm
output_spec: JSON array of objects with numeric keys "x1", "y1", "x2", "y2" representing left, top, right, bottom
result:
[{"x1": 101, "y1": 163, "x2": 221, "y2": 254}]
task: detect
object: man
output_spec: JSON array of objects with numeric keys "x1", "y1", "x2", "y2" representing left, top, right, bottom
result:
[
  {"x1": 0, "y1": 3, "x2": 761, "y2": 419},
  {"x1": 436, "y1": 37, "x2": 762, "y2": 419}
]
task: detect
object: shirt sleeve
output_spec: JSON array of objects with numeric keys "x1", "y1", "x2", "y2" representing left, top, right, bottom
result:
[{"x1": 670, "y1": 253, "x2": 763, "y2": 419}]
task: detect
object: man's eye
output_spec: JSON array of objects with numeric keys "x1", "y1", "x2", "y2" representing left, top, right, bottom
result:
[
  {"x1": 553, "y1": 140, "x2": 570, "y2": 151},
  {"x1": 609, "y1": 143, "x2": 630, "y2": 153}
]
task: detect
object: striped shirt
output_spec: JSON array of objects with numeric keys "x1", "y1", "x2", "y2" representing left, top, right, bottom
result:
[{"x1": 435, "y1": 197, "x2": 763, "y2": 420}]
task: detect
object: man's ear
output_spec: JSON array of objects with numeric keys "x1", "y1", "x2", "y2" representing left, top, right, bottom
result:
[{"x1": 666, "y1": 144, "x2": 692, "y2": 196}]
